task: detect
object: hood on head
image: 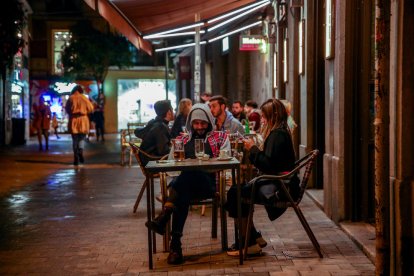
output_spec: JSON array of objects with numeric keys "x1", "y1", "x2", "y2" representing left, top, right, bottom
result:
[{"x1": 185, "y1": 103, "x2": 215, "y2": 134}]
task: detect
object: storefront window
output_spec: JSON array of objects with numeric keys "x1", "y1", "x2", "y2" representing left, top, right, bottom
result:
[
  {"x1": 117, "y1": 79, "x2": 177, "y2": 130},
  {"x1": 53, "y1": 30, "x2": 71, "y2": 75}
]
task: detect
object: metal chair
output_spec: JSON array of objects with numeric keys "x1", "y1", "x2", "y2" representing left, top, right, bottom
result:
[
  {"x1": 129, "y1": 143, "x2": 167, "y2": 213},
  {"x1": 243, "y1": 149, "x2": 323, "y2": 259}
]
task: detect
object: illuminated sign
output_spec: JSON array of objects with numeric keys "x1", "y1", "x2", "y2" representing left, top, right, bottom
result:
[
  {"x1": 53, "y1": 82, "x2": 77, "y2": 94},
  {"x1": 222, "y1": 37, "x2": 229, "y2": 53},
  {"x1": 239, "y1": 35, "x2": 266, "y2": 52},
  {"x1": 11, "y1": 82, "x2": 23, "y2": 93}
]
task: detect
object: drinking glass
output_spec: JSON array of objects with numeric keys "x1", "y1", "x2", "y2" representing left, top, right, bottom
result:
[
  {"x1": 172, "y1": 139, "x2": 185, "y2": 161},
  {"x1": 195, "y1": 139, "x2": 204, "y2": 159}
]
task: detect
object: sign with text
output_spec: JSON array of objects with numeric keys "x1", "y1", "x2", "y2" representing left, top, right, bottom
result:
[{"x1": 239, "y1": 35, "x2": 266, "y2": 51}]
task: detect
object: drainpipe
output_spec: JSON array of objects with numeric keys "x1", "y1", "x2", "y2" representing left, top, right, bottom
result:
[{"x1": 374, "y1": 0, "x2": 390, "y2": 275}]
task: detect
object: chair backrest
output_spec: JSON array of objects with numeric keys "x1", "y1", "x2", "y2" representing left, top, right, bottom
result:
[
  {"x1": 295, "y1": 149, "x2": 319, "y2": 204},
  {"x1": 129, "y1": 143, "x2": 167, "y2": 176},
  {"x1": 127, "y1": 122, "x2": 146, "y2": 140}
]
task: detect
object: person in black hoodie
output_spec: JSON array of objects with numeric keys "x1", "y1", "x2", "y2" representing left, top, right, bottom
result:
[{"x1": 135, "y1": 100, "x2": 174, "y2": 165}]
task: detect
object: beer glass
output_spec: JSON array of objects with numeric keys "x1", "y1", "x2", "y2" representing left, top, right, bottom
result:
[
  {"x1": 195, "y1": 139, "x2": 204, "y2": 160},
  {"x1": 172, "y1": 139, "x2": 185, "y2": 161}
]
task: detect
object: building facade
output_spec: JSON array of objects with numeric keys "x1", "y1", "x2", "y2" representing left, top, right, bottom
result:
[{"x1": 172, "y1": 1, "x2": 413, "y2": 274}]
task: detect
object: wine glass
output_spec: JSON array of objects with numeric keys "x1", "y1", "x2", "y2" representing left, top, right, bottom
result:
[{"x1": 195, "y1": 139, "x2": 204, "y2": 160}]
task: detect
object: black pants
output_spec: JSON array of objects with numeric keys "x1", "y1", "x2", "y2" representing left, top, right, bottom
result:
[
  {"x1": 169, "y1": 171, "x2": 216, "y2": 234},
  {"x1": 224, "y1": 177, "x2": 299, "y2": 221}
]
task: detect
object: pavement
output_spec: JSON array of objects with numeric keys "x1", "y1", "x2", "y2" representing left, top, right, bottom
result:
[{"x1": 0, "y1": 134, "x2": 375, "y2": 275}]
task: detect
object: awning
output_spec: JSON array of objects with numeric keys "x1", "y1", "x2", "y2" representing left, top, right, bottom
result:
[{"x1": 83, "y1": 0, "x2": 263, "y2": 55}]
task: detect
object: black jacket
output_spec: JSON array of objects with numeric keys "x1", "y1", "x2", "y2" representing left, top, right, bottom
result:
[
  {"x1": 137, "y1": 116, "x2": 171, "y2": 165},
  {"x1": 249, "y1": 128, "x2": 296, "y2": 174}
]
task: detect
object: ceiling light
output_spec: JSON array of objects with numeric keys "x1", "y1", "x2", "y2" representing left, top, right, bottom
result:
[
  {"x1": 144, "y1": 22, "x2": 205, "y2": 39},
  {"x1": 208, "y1": 21, "x2": 262, "y2": 43},
  {"x1": 145, "y1": 30, "x2": 206, "y2": 39},
  {"x1": 155, "y1": 41, "x2": 207, "y2": 52},
  {"x1": 207, "y1": 0, "x2": 270, "y2": 24},
  {"x1": 207, "y1": 2, "x2": 269, "y2": 32}
]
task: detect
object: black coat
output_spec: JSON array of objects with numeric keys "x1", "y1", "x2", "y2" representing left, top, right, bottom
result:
[
  {"x1": 138, "y1": 116, "x2": 171, "y2": 165},
  {"x1": 226, "y1": 128, "x2": 299, "y2": 221}
]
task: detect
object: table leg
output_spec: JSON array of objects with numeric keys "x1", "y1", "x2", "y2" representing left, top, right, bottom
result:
[
  {"x1": 151, "y1": 175, "x2": 156, "y2": 254},
  {"x1": 147, "y1": 176, "x2": 153, "y2": 269},
  {"x1": 220, "y1": 170, "x2": 228, "y2": 250},
  {"x1": 236, "y1": 166, "x2": 243, "y2": 264}
]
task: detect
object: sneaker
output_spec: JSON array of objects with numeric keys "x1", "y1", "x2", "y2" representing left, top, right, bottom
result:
[
  {"x1": 254, "y1": 231, "x2": 268, "y2": 248},
  {"x1": 226, "y1": 243, "x2": 262, "y2": 256}
]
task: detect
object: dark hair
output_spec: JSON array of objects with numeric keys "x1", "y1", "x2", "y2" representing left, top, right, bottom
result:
[
  {"x1": 232, "y1": 100, "x2": 243, "y2": 106},
  {"x1": 71, "y1": 85, "x2": 84, "y2": 95},
  {"x1": 209, "y1": 95, "x2": 227, "y2": 106},
  {"x1": 154, "y1": 100, "x2": 173, "y2": 118},
  {"x1": 245, "y1": 100, "x2": 258, "y2": 108}
]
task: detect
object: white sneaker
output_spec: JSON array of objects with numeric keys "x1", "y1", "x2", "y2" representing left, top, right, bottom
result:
[{"x1": 226, "y1": 243, "x2": 262, "y2": 256}]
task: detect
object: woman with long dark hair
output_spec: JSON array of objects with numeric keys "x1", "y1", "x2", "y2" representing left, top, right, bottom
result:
[{"x1": 225, "y1": 98, "x2": 299, "y2": 256}]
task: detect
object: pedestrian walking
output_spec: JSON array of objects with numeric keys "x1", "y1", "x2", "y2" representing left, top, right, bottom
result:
[
  {"x1": 33, "y1": 97, "x2": 51, "y2": 151},
  {"x1": 65, "y1": 85, "x2": 94, "y2": 165},
  {"x1": 51, "y1": 113, "x2": 60, "y2": 139}
]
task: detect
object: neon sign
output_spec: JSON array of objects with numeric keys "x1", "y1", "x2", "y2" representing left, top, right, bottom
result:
[
  {"x1": 239, "y1": 35, "x2": 267, "y2": 52},
  {"x1": 53, "y1": 82, "x2": 77, "y2": 94}
]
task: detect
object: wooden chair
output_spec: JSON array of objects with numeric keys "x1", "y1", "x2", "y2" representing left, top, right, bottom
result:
[
  {"x1": 243, "y1": 149, "x2": 323, "y2": 259},
  {"x1": 129, "y1": 143, "x2": 168, "y2": 213},
  {"x1": 121, "y1": 128, "x2": 142, "y2": 166}
]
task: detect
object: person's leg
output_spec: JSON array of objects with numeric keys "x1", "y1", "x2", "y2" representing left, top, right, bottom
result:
[
  {"x1": 43, "y1": 129, "x2": 49, "y2": 150},
  {"x1": 37, "y1": 128, "x2": 42, "y2": 151},
  {"x1": 77, "y1": 134, "x2": 86, "y2": 163},
  {"x1": 224, "y1": 183, "x2": 264, "y2": 255},
  {"x1": 54, "y1": 127, "x2": 60, "y2": 138},
  {"x1": 72, "y1": 134, "x2": 79, "y2": 165},
  {"x1": 169, "y1": 172, "x2": 214, "y2": 264}
]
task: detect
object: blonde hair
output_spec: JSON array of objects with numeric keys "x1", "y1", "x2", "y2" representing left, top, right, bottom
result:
[{"x1": 178, "y1": 98, "x2": 192, "y2": 116}]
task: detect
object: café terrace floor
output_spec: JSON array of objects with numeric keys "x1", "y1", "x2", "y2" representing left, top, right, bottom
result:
[{"x1": 0, "y1": 134, "x2": 375, "y2": 275}]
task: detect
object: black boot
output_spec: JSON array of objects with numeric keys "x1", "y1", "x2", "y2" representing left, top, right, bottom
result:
[
  {"x1": 78, "y1": 149, "x2": 84, "y2": 164},
  {"x1": 167, "y1": 233, "x2": 184, "y2": 265},
  {"x1": 145, "y1": 207, "x2": 173, "y2": 235}
]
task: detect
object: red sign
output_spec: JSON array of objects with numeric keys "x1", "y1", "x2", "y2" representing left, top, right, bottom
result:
[{"x1": 179, "y1": 56, "x2": 191, "y2": 80}]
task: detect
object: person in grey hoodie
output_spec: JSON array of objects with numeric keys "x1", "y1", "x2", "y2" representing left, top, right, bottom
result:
[
  {"x1": 209, "y1": 95, "x2": 245, "y2": 134},
  {"x1": 145, "y1": 103, "x2": 230, "y2": 265}
]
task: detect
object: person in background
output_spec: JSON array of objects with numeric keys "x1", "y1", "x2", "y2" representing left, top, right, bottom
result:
[
  {"x1": 94, "y1": 93, "x2": 105, "y2": 142},
  {"x1": 34, "y1": 97, "x2": 51, "y2": 151},
  {"x1": 51, "y1": 113, "x2": 60, "y2": 139},
  {"x1": 134, "y1": 100, "x2": 174, "y2": 165},
  {"x1": 145, "y1": 103, "x2": 230, "y2": 265},
  {"x1": 244, "y1": 100, "x2": 261, "y2": 132},
  {"x1": 225, "y1": 98, "x2": 299, "y2": 256},
  {"x1": 200, "y1": 91, "x2": 212, "y2": 104},
  {"x1": 171, "y1": 98, "x2": 192, "y2": 138},
  {"x1": 231, "y1": 100, "x2": 247, "y2": 122},
  {"x1": 280, "y1": 99, "x2": 298, "y2": 134},
  {"x1": 209, "y1": 95, "x2": 244, "y2": 134},
  {"x1": 65, "y1": 85, "x2": 94, "y2": 165}
]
